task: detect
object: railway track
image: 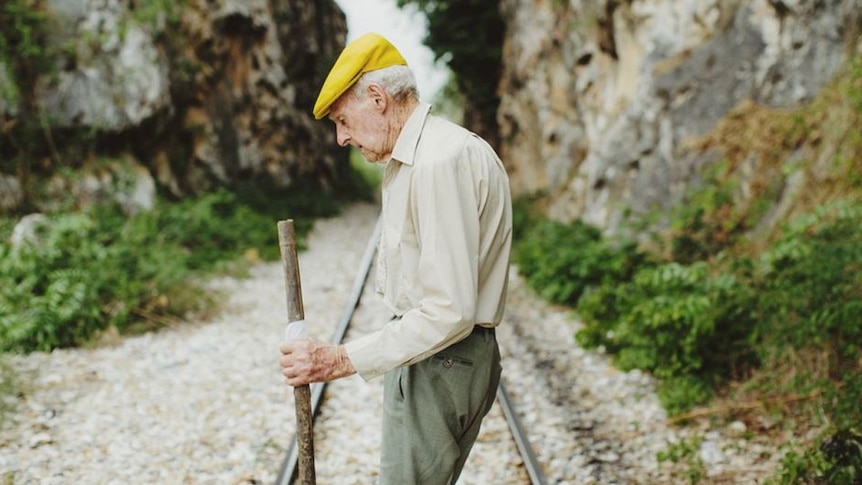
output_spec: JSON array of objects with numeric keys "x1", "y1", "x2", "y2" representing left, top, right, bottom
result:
[{"x1": 275, "y1": 215, "x2": 548, "y2": 485}]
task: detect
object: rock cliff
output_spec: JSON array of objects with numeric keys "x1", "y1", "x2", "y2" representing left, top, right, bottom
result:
[
  {"x1": 497, "y1": 0, "x2": 861, "y2": 232},
  {"x1": 5, "y1": 0, "x2": 860, "y2": 229},
  {"x1": 1, "y1": 0, "x2": 347, "y2": 213}
]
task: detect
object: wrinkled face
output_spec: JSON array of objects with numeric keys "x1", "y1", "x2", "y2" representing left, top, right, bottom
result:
[{"x1": 328, "y1": 86, "x2": 392, "y2": 164}]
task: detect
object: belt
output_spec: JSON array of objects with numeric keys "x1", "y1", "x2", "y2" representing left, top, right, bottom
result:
[{"x1": 390, "y1": 315, "x2": 495, "y2": 332}]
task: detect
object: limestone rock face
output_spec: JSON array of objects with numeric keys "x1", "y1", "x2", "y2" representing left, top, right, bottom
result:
[
  {"x1": 37, "y1": 0, "x2": 171, "y2": 131},
  {"x1": 498, "y1": 0, "x2": 860, "y2": 231},
  {"x1": 170, "y1": 0, "x2": 347, "y2": 193},
  {"x1": 1, "y1": 0, "x2": 346, "y2": 212}
]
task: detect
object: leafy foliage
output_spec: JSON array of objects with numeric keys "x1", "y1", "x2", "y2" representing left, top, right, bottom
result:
[
  {"x1": 753, "y1": 201, "x2": 862, "y2": 368},
  {"x1": 515, "y1": 217, "x2": 648, "y2": 307},
  {"x1": 0, "y1": 208, "x2": 184, "y2": 351},
  {"x1": 513, "y1": 194, "x2": 861, "y2": 421},
  {"x1": 772, "y1": 427, "x2": 862, "y2": 485},
  {"x1": 576, "y1": 261, "x2": 759, "y2": 413},
  {"x1": 0, "y1": 0, "x2": 60, "y2": 180},
  {"x1": 669, "y1": 163, "x2": 748, "y2": 263},
  {"x1": 0, "y1": 0, "x2": 55, "y2": 89},
  {"x1": 0, "y1": 185, "x2": 339, "y2": 352},
  {"x1": 514, "y1": 196, "x2": 758, "y2": 413},
  {"x1": 751, "y1": 203, "x2": 862, "y2": 483}
]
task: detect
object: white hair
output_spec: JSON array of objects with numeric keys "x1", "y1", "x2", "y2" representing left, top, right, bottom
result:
[{"x1": 350, "y1": 65, "x2": 420, "y2": 104}]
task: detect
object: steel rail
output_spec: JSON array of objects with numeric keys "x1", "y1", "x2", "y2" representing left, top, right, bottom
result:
[
  {"x1": 274, "y1": 212, "x2": 547, "y2": 485},
  {"x1": 497, "y1": 382, "x2": 548, "y2": 485}
]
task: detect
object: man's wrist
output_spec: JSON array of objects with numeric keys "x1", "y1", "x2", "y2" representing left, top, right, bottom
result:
[{"x1": 335, "y1": 344, "x2": 356, "y2": 377}]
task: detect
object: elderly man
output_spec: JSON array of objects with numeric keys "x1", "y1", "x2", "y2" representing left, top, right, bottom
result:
[{"x1": 279, "y1": 32, "x2": 512, "y2": 484}]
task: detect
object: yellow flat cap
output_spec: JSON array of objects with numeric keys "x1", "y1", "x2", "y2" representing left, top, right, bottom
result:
[{"x1": 313, "y1": 33, "x2": 408, "y2": 120}]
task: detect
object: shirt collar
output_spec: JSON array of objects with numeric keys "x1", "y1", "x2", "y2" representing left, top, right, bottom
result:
[{"x1": 390, "y1": 102, "x2": 432, "y2": 166}]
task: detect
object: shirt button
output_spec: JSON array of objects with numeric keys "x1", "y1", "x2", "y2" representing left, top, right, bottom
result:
[{"x1": 442, "y1": 357, "x2": 453, "y2": 368}]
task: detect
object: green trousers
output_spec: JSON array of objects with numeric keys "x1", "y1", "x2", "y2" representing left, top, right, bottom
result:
[{"x1": 380, "y1": 326, "x2": 502, "y2": 485}]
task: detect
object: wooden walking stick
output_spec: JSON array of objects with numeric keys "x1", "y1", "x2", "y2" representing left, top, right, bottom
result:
[{"x1": 277, "y1": 220, "x2": 316, "y2": 484}]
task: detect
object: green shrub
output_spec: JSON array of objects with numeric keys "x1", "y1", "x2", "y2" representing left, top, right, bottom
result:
[
  {"x1": 772, "y1": 446, "x2": 833, "y2": 485},
  {"x1": 759, "y1": 201, "x2": 862, "y2": 484},
  {"x1": 771, "y1": 428, "x2": 862, "y2": 485},
  {"x1": 512, "y1": 206, "x2": 758, "y2": 413},
  {"x1": 514, "y1": 217, "x2": 647, "y2": 306},
  {"x1": 0, "y1": 184, "x2": 340, "y2": 352},
  {"x1": 669, "y1": 168, "x2": 740, "y2": 263},
  {"x1": 152, "y1": 189, "x2": 282, "y2": 269},
  {"x1": 656, "y1": 375, "x2": 716, "y2": 418},
  {"x1": 0, "y1": 1, "x2": 55, "y2": 86},
  {"x1": 748, "y1": 202, "x2": 861, "y2": 408},
  {"x1": 0, "y1": 0, "x2": 60, "y2": 178},
  {"x1": 753, "y1": 201, "x2": 862, "y2": 369},
  {"x1": 576, "y1": 261, "x2": 758, "y2": 413},
  {"x1": 0, "y1": 210, "x2": 190, "y2": 351},
  {"x1": 825, "y1": 371, "x2": 862, "y2": 436},
  {"x1": 515, "y1": 197, "x2": 860, "y2": 421}
]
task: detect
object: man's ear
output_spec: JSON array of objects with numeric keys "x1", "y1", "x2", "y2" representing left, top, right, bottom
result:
[{"x1": 366, "y1": 84, "x2": 388, "y2": 113}]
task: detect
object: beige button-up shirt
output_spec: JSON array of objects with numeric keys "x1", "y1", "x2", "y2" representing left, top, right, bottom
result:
[{"x1": 344, "y1": 103, "x2": 513, "y2": 381}]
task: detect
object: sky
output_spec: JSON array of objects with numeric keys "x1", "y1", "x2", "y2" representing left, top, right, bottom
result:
[{"x1": 332, "y1": 0, "x2": 450, "y2": 101}]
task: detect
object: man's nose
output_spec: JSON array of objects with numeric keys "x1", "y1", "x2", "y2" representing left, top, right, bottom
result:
[{"x1": 336, "y1": 128, "x2": 350, "y2": 147}]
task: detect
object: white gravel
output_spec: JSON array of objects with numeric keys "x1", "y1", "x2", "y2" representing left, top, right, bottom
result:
[{"x1": 0, "y1": 201, "x2": 784, "y2": 484}]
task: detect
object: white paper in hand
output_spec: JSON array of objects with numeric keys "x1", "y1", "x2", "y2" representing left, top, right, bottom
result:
[{"x1": 284, "y1": 320, "x2": 307, "y2": 341}]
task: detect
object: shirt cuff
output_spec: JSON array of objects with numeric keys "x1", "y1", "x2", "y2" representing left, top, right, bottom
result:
[{"x1": 344, "y1": 332, "x2": 388, "y2": 381}]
